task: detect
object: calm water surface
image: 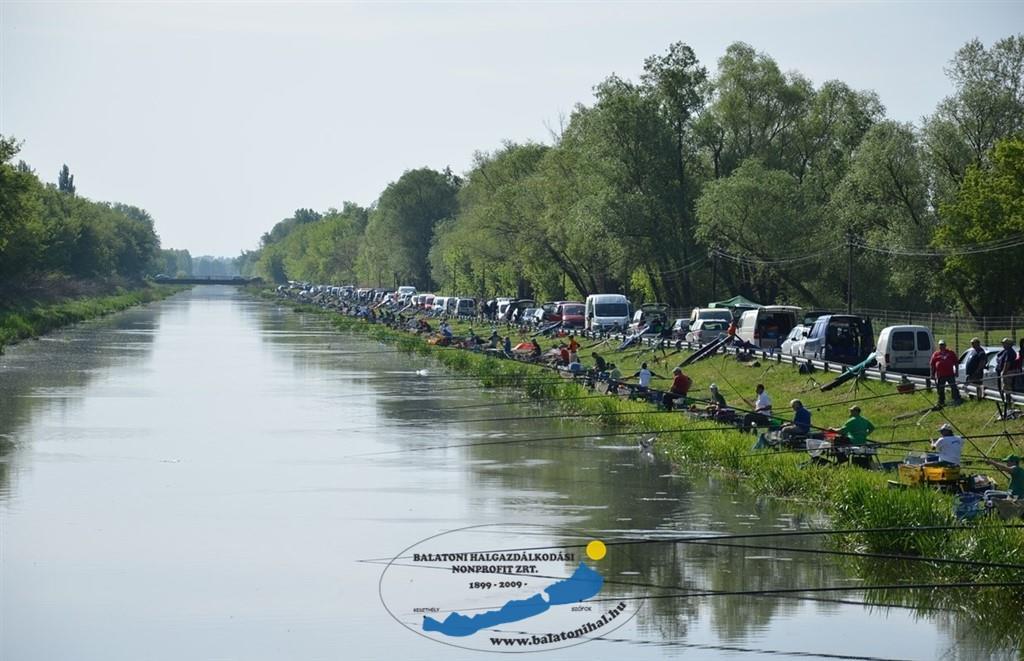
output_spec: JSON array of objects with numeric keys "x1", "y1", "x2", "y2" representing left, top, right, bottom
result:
[{"x1": 0, "y1": 287, "x2": 1014, "y2": 660}]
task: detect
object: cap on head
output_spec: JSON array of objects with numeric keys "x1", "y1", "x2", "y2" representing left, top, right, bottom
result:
[
  {"x1": 938, "y1": 423, "x2": 953, "y2": 433},
  {"x1": 709, "y1": 383, "x2": 718, "y2": 391},
  {"x1": 641, "y1": 362, "x2": 648, "y2": 368},
  {"x1": 1002, "y1": 337, "x2": 1013, "y2": 345},
  {"x1": 1005, "y1": 454, "x2": 1021, "y2": 464},
  {"x1": 673, "y1": 367, "x2": 681, "y2": 374},
  {"x1": 790, "y1": 399, "x2": 802, "y2": 408},
  {"x1": 938, "y1": 340, "x2": 946, "y2": 346},
  {"x1": 850, "y1": 406, "x2": 861, "y2": 414},
  {"x1": 971, "y1": 337, "x2": 981, "y2": 345}
]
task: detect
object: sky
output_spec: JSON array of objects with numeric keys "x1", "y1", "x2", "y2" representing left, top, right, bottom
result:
[{"x1": 2, "y1": 2, "x2": 1022, "y2": 257}]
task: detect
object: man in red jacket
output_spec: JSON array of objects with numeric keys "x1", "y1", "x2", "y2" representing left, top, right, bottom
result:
[{"x1": 930, "y1": 340, "x2": 963, "y2": 408}]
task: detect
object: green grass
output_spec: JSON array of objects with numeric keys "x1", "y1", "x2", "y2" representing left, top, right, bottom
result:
[{"x1": 0, "y1": 285, "x2": 186, "y2": 351}]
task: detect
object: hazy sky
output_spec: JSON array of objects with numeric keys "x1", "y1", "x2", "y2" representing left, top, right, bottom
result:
[{"x1": 2, "y1": 2, "x2": 1021, "y2": 256}]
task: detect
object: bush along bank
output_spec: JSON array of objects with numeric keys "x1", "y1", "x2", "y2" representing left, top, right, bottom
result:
[
  {"x1": 280, "y1": 302, "x2": 1024, "y2": 630},
  {"x1": 0, "y1": 285, "x2": 186, "y2": 352}
]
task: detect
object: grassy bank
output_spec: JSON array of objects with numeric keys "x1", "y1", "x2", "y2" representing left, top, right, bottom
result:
[{"x1": 0, "y1": 284, "x2": 187, "y2": 351}]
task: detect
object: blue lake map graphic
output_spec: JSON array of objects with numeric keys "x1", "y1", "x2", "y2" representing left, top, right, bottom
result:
[{"x1": 422, "y1": 562, "x2": 604, "y2": 637}]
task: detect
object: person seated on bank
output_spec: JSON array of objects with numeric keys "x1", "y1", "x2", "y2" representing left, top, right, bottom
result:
[
  {"x1": 662, "y1": 367, "x2": 692, "y2": 410},
  {"x1": 530, "y1": 339, "x2": 543, "y2": 359},
  {"x1": 606, "y1": 363, "x2": 623, "y2": 394},
  {"x1": 558, "y1": 344, "x2": 571, "y2": 366},
  {"x1": 568, "y1": 336, "x2": 580, "y2": 354},
  {"x1": 440, "y1": 321, "x2": 453, "y2": 339},
  {"x1": 833, "y1": 406, "x2": 875, "y2": 446},
  {"x1": 706, "y1": 383, "x2": 728, "y2": 410},
  {"x1": 502, "y1": 335, "x2": 513, "y2": 357},
  {"x1": 982, "y1": 454, "x2": 1024, "y2": 499},
  {"x1": 488, "y1": 330, "x2": 500, "y2": 349},
  {"x1": 567, "y1": 356, "x2": 584, "y2": 375},
  {"x1": 742, "y1": 384, "x2": 773, "y2": 432},
  {"x1": 928, "y1": 423, "x2": 963, "y2": 467},
  {"x1": 592, "y1": 352, "x2": 608, "y2": 373},
  {"x1": 629, "y1": 362, "x2": 662, "y2": 392},
  {"x1": 780, "y1": 399, "x2": 812, "y2": 440}
]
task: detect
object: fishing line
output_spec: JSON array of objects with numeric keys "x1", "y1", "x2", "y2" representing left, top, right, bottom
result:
[
  {"x1": 686, "y1": 539, "x2": 1024, "y2": 572},
  {"x1": 348, "y1": 426, "x2": 734, "y2": 458},
  {"x1": 368, "y1": 558, "x2": 946, "y2": 617},
  {"x1": 360, "y1": 523, "x2": 1024, "y2": 563}
]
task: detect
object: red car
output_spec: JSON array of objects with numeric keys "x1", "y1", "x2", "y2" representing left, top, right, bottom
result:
[{"x1": 555, "y1": 301, "x2": 586, "y2": 328}]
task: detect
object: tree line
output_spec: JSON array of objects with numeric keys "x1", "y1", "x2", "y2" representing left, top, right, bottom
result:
[
  {"x1": 0, "y1": 138, "x2": 169, "y2": 295},
  {"x1": 238, "y1": 36, "x2": 1021, "y2": 318}
]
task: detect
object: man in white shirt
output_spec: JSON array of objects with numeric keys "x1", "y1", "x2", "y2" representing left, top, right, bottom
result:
[
  {"x1": 929, "y1": 423, "x2": 963, "y2": 466},
  {"x1": 630, "y1": 362, "x2": 662, "y2": 390},
  {"x1": 743, "y1": 384, "x2": 773, "y2": 432}
]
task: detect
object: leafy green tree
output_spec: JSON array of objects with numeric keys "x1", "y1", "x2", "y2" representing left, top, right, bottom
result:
[
  {"x1": 935, "y1": 136, "x2": 1024, "y2": 317},
  {"x1": 357, "y1": 168, "x2": 458, "y2": 288},
  {"x1": 923, "y1": 35, "x2": 1024, "y2": 201},
  {"x1": 696, "y1": 158, "x2": 820, "y2": 304}
]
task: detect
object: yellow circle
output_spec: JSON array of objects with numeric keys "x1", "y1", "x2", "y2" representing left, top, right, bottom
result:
[{"x1": 585, "y1": 540, "x2": 607, "y2": 561}]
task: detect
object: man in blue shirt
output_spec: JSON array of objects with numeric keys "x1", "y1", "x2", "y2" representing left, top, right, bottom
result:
[{"x1": 781, "y1": 399, "x2": 812, "y2": 441}]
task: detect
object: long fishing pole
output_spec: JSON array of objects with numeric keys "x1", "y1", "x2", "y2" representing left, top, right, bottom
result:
[
  {"x1": 349, "y1": 425, "x2": 735, "y2": 457},
  {"x1": 362, "y1": 523, "x2": 1024, "y2": 563},
  {"x1": 686, "y1": 539, "x2": 1024, "y2": 572}
]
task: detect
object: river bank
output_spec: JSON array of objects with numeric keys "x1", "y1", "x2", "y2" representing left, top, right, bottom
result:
[
  {"x1": 0, "y1": 284, "x2": 187, "y2": 352},
  {"x1": 272, "y1": 299, "x2": 1023, "y2": 641}
]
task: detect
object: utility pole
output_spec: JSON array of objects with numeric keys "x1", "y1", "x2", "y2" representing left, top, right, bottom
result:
[
  {"x1": 711, "y1": 251, "x2": 718, "y2": 300},
  {"x1": 846, "y1": 231, "x2": 854, "y2": 314}
]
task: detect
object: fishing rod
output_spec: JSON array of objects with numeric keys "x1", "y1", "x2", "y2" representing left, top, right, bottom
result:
[
  {"x1": 371, "y1": 558, "x2": 952, "y2": 620},
  {"x1": 584, "y1": 578, "x2": 1024, "y2": 606},
  {"x1": 349, "y1": 425, "x2": 736, "y2": 457},
  {"x1": 324, "y1": 380, "x2": 566, "y2": 399},
  {"x1": 364, "y1": 523, "x2": 1024, "y2": 563},
  {"x1": 685, "y1": 539, "x2": 1024, "y2": 572}
]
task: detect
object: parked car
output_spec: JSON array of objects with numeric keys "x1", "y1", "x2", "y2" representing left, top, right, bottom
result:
[
  {"x1": 554, "y1": 301, "x2": 586, "y2": 328},
  {"x1": 956, "y1": 345, "x2": 1005, "y2": 389},
  {"x1": 736, "y1": 306, "x2": 801, "y2": 349},
  {"x1": 495, "y1": 297, "x2": 514, "y2": 320},
  {"x1": 501, "y1": 299, "x2": 536, "y2": 322},
  {"x1": 670, "y1": 318, "x2": 689, "y2": 339},
  {"x1": 521, "y1": 307, "x2": 540, "y2": 325},
  {"x1": 784, "y1": 314, "x2": 874, "y2": 364},
  {"x1": 781, "y1": 325, "x2": 809, "y2": 356},
  {"x1": 689, "y1": 307, "x2": 734, "y2": 327},
  {"x1": 585, "y1": 294, "x2": 632, "y2": 332},
  {"x1": 875, "y1": 325, "x2": 935, "y2": 375},
  {"x1": 685, "y1": 319, "x2": 729, "y2": 345},
  {"x1": 455, "y1": 298, "x2": 476, "y2": 316}
]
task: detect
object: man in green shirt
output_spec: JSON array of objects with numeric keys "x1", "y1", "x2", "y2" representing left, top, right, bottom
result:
[
  {"x1": 985, "y1": 455, "x2": 1024, "y2": 498},
  {"x1": 836, "y1": 406, "x2": 875, "y2": 446}
]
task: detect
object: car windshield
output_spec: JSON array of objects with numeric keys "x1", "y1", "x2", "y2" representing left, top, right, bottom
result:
[
  {"x1": 703, "y1": 321, "x2": 726, "y2": 331},
  {"x1": 595, "y1": 303, "x2": 628, "y2": 317},
  {"x1": 563, "y1": 305, "x2": 584, "y2": 315}
]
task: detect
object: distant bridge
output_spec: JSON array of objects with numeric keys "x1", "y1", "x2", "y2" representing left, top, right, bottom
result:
[{"x1": 152, "y1": 276, "x2": 264, "y2": 286}]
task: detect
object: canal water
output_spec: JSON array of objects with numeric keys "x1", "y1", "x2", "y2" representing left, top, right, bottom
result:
[{"x1": 0, "y1": 287, "x2": 1016, "y2": 660}]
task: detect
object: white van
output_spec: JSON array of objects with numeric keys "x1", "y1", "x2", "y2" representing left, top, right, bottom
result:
[
  {"x1": 876, "y1": 325, "x2": 935, "y2": 375},
  {"x1": 432, "y1": 296, "x2": 448, "y2": 315},
  {"x1": 585, "y1": 294, "x2": 632, "y2": 332},
  {"x1": 737, "y1": 306, "x2": 801, "y2": 349}
]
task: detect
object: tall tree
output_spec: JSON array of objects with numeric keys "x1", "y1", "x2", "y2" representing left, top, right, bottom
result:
[
  {"x1": 58, "y1": 164, "x2": 76, "y2": 196},
  {"x1": 923, "y1": 35, "x2": 1024, "y2": 201}
]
